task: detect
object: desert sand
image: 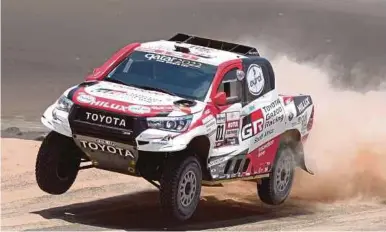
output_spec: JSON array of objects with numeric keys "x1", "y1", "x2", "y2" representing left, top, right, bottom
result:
[{"x1": 1, "y1": 136, "x2": 386, "y2": 230}]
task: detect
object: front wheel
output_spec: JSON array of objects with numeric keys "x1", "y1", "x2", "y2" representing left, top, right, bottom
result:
[
  {"x1": 159, "y1": 154, "x2": 202, "y2": 221},
  {"x1": 257, "y1": 143, "x2": 295, "y2": 205},
  {"x1": 35, "y1": 131, "x2": 82, "y2": 194}
]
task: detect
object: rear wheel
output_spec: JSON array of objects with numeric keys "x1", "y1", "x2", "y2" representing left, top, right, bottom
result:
[
  {"x1": 35, "y1": 131, "x2": 82, "y2": 194},
  {"x1": 160, "y1": 154, "x2": 202, "y2": 221},
  {"x1": 257, "y1": 143, "x2": 295, "y2": 205}
]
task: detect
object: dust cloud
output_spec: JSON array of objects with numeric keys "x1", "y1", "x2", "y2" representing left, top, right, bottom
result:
[
  {"x1": 261, "y1": 39, "x2": 386, "y2": 202},
  {"x1": 205, "y1": 39, "x2": 386, "y2": 204},
  {"x1": 272, "y1": 53, "x2": 386, "y2": 203}
]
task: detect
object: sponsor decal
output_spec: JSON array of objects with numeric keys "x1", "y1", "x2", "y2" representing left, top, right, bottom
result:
[
  {"x1": 202, "y1": 114, "x2": 215, "y2": 124},
  {"x1": 85, "y1": 112, "x2": 126, "y2": 127},
  {"x1": 151, "y1": 140, "x2": 170, "y2": 146},
  {"x1": 79, "y1": 140, "x2": 134, "y2": 158},
  {"x1": 225, "y1": 137, "x2": 238, "y2": 145},
  {"x1": 136, "y1": 47, "x2": 200, "y2": 61},
  {"x1": 128, "y1": 105, "x2": 151, "y2": 114},
  {"x1": 236, "y1": 69, "x2": 245, "y2": 81},
  {"x1": 96, "y1": 138, "x2": 116, "y2": 146},
  {"x1": 190, "y1": 45, "x2": 212, "y2": 53},
  {"x1": 254, "y1": 128, "x2": 274, "y2": 144},
  {"x1": 88, "y1": 100, "x2": 130, "y2": 112},
  {"x1": 288, "y1": 111, "x2": 294, "y2": 121},
  {"x1": 294, "y1": 96, "x2": 312, "y2": 115},
  {"x1": 242, "y1": 103, "x2": 256, "y2": 115},
  {"x1": 77, "y1": 94, "x2": 96, "y2": 103},
  {"x1": 122, "y1": 130, "x2": 133, "y2": 135},
  {"x1": 216, "y1": 113, "x2": 226, "y2": 124},
  {"x1": 257, "y1": 139, "x2": 274, "y2": 158},
  {"x1": 241, "y1": 109, "x2": 264, "y2": 141},
  {"x1": 247, "y1": 50, "x2": 259, "y2": 55},
  {"x1": 246, "y1": 64, "x2": 265, "y2": 96},
  {"x1": 215, "y1": 141, "x2": 224, "y2": 147},
  {"x1": 262, "y1": 99, "x2": 284, "y2": 128},
  {"x1": 144, "y1": 53, "x2": 202, "y2": 68},
  {"x1": 226, "y1": 111, "x2": 240, "y2": 121},
  {"x1": 208, "y1": 156, "x2": 228, "y2": 167},
  {"x1": 189, "y1": 45, "x2": 214, "y2": 58},
  {"x1": 283, "y1": 96, "x2": 293, "y2": 105},
  {"x1": 226, "y1": 120, "x2": 239, "y2": 129},
  {"x1": 151, "y1": 105, "x2": 173, "y2": 111},
  {"x1": 91, "y1": 88, "x2": 126, "y2": 95},
  {"x1": 299, "y1": 111, "x2": 308, "y2": 133},
  {"x1": 89, "y1": 88, "x2": 167, "y2": 105},
  {"x1": 225, "y1": 128, "x2": 239, "y2": 138},
  {"x1": 297, "y1": 97, "x2": 310, "y2": 114},
  {"x1": 204, "y1": 118, "x2": 217, "y2": 134},
  {"x1": 257, "y1": 166, "x2": 269, "y2": 174}
]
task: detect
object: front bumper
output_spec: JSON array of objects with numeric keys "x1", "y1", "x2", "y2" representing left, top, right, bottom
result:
[{"x1": 67, "y1": 105, "x2": 193, "y2": 175}]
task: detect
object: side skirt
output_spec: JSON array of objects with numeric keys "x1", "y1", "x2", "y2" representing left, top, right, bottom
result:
[{"x1": 202, "y1": 173, "x2": 269, "y2": 186}]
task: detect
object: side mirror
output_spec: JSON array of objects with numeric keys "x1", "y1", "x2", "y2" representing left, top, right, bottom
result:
[
  {"x1": 213, "y1": 92, "x2": 227, "y2": 106},
  {"x1": 85, "y1": 67, "x2": 101, "y2": 81}
]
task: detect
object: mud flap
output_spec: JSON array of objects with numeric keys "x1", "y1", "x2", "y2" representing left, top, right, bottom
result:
[
  {"x1": 290, "y1": 142, "x2": 314, "y2": 175},
  {"x1": 298, "y1": 153, "x2": 314, "y2": 175}
]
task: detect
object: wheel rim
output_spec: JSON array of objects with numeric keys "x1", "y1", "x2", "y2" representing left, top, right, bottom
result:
[
  {"x1": 274, "y1": 154, "x2": 292, "y2": 193},
  {"x1": 178, "y1": 170, "x2": 197, "y2": 207}
]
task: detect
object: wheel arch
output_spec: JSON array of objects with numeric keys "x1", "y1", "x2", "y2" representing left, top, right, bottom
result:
[{"x1": 186, "y1": 135, "x2": 212, "y2": 180}]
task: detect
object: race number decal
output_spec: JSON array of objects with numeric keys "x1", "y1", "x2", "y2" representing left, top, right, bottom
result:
[
  {"x1": 246, "y1": 64, "x2": 265, "y2": 96},
  {"x1": 215, "y1": 113, "x2": 226, "y2": 142},
  {"x1": 215, "y1": 124, "x2": 225, "y2": 141}
]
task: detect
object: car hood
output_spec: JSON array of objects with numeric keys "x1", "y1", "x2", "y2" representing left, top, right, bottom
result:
[{"x1": 70, "y1": 81, "x2": 206, "y2": 116}]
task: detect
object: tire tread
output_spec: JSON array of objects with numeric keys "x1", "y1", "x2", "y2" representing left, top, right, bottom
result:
[{"x1": 35, "y1": 131, "x2": 81, "y2": 195}]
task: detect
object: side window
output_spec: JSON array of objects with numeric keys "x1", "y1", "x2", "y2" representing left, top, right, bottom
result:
[{"x1": 217, "y1": 68, "x2": 242, "y2": 104}]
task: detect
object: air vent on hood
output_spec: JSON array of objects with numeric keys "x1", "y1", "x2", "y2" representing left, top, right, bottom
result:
[{"x1": 173, "y1": 99, "x2": 197, "y2": 107}]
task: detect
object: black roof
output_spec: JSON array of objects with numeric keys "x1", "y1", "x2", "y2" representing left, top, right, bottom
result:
[{"x1": 168, "y1": 33, "x2": 260, "y2": 57}]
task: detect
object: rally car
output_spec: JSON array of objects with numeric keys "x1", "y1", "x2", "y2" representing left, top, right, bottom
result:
[{"x1": 35, "y1": 33, "x2": 315, "y2": 222}]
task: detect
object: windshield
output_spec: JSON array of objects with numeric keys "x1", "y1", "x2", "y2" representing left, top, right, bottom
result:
[{"x1": 105, "y1": 51, "x2": 218, "y2": 101}]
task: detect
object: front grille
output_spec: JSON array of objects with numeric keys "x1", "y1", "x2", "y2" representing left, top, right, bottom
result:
[{"x1": 68, "y1": 105, "x2": 147, "y2": 145}]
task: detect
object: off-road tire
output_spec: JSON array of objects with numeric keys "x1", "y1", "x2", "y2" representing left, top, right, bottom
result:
[
  {"x1": 35, "y1": 131, "x2": 82, "y2": 194},
  {"x1": 160, "y1": 154, "x2": 202, "y2": 222},
  {"x1": 257, "y1": 143, "x2": 295, "y2": 205}
]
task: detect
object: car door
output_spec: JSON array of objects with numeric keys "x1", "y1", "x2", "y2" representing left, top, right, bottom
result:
[
  {"x1": 238, "y1": 57, "x2": 287, "y2": 153},
  {"x1": 213, "y1": 67, "x2": 244, "y2": 149}
]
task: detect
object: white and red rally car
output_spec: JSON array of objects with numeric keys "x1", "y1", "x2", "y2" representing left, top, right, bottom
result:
[{"x1": 36, "y1": 33, "x2": 314, "y2": 222}]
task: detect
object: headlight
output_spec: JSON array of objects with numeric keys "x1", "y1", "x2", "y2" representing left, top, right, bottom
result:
[
  {"x1": 56, "y1": 95, "x2": 74, "y2": 112},
  {"x1": 147, "y1": 115, "x2": 193, "y2": 133}
]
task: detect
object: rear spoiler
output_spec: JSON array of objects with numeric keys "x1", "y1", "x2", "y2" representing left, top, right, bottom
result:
[{"x1": 168, "y1": 33, "x2": 260, "y2": 57}]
